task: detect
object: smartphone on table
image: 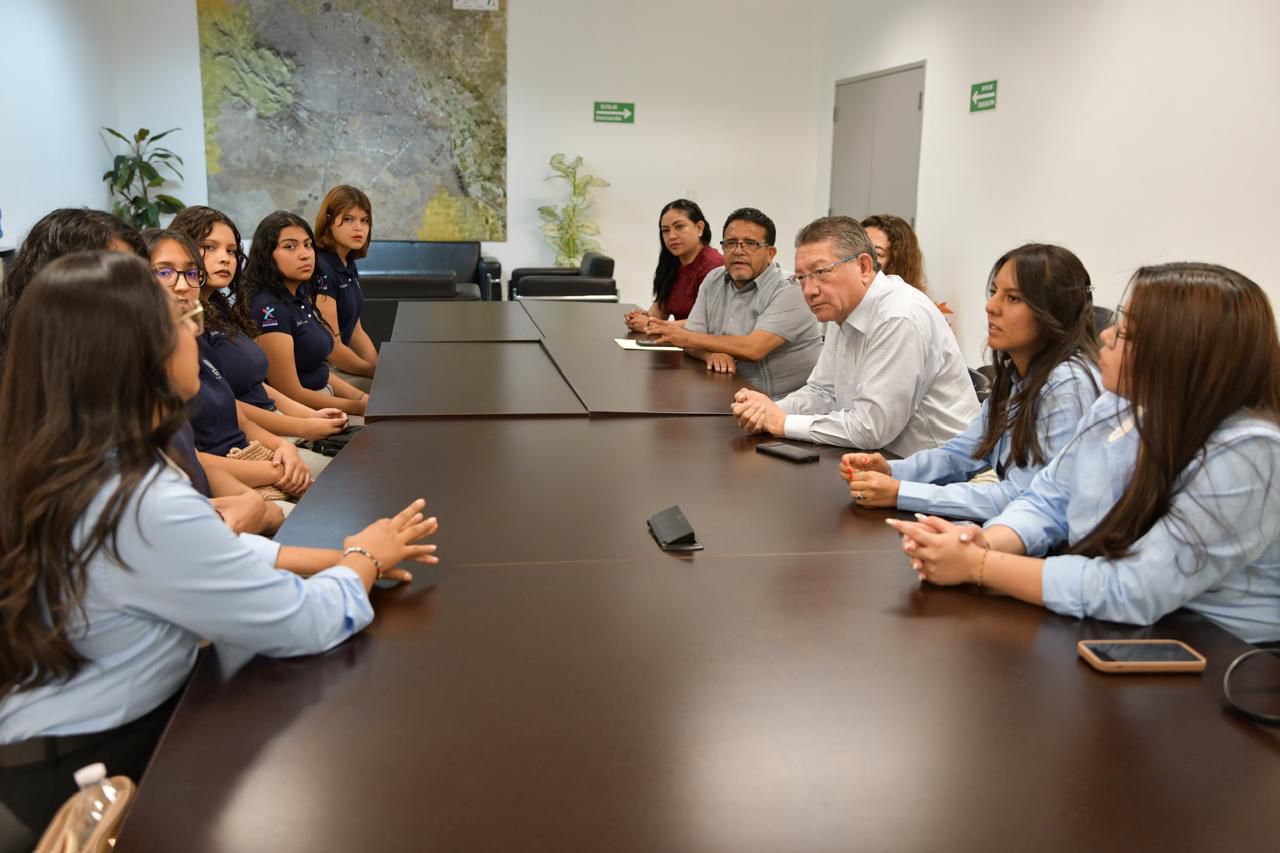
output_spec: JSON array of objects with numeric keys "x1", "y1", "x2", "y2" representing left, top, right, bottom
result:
[
  {"x1": 755, "y1": 441, "x2": 820, "y2": 464},
  {"x1": 1077, "y1": 639, "x2": 1206, "y2": 674}
]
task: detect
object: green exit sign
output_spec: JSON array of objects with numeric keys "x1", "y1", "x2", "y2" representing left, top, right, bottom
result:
[
  {"x1": 970, "y1": 80, "x2": 997, "y2": 113},
  {"x1": 594, "y1": 101, "x2": 635, "y2": 124}
]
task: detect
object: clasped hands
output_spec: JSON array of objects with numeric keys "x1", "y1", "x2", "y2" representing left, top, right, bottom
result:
[
  {"x1": 839, "y1": 452, "x2": 900, "y2": 508},
  {"x1": 731, "y1": 389, "x2": 785, "y2": 435},
  {"x1": 886, "y1": 514, "x2": 990, "y2": 585}
]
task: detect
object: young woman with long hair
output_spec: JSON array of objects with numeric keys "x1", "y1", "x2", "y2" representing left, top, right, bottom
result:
[
  {"x1": 842, "y1": 244, "x2": 1100, "y2": 520},
  {"x1": 143, "y1": 229, "x2": 319, "y2": 494},
  {"x1": 313, "y1": 185, "x2": 378, "y2": 390},
  {"x1": 624, "y1": 199, "x2": 723, "y2": 332},
  {"x1": 0, "y1": 251, "x2": 437, "y2": 833},
  {"x1": 860, "y1": 213, "x2": 927, "y2": 294},
  {"x1": 243, "y1": 211, "x2": 368, "y2": 416},
  {"x1": 170, "y1": 206, "x2": 349, "y2": 443},
  {"x1": 888, "y1": 262, "x2": 1280, "y2": 643},
  {"x1": 0, "y1": 208, "x2": 282, "y2": 535}
]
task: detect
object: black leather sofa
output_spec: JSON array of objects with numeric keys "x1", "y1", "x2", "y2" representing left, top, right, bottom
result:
[
  {"x1": 357, "y1": 240, "x2": 502, "y2": 349},
  {"x1": 508, "y1": 252, "x2": 617, "y2": 300}
]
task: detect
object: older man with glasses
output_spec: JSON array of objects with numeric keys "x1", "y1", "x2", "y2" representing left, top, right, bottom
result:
[
  {"x1": 648, "y1": 208, "x2": 821, "y2": 398},
  {"x1": 732, "y1": 216, "x2": 979, "y2": 454}
]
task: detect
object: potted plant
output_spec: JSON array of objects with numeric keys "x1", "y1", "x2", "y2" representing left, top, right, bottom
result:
[
  {"x1": 537, "y1": 153, "x2": 609, "y2": 266},
  {"x1": 101, "y1": 127, "x2": 185, "y2": 228}
]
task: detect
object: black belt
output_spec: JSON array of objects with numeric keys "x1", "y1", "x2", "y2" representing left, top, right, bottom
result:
[{"x1": 0, "y1": 730, "x2": 110, "y2": 769}]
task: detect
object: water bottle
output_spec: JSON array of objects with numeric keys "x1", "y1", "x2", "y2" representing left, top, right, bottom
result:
[{"x1": 66, "y1": 763, "x2": 118, "y2": 851}]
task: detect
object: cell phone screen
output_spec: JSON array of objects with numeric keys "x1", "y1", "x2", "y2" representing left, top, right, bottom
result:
[{"x1": 1084, "y1": 642, "x2": 1200, "y2": 663}]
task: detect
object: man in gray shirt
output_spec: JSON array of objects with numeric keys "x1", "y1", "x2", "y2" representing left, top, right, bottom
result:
[
  {"x1": 732, "y1": 216, "x2": 979, "y2": 454},
  {"x1": 648, "y1": 208, "x2": 822, "y2": 398}
]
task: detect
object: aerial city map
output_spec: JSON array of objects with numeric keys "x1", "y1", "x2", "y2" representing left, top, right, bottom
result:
[{"x1": 197, "y1": 0, "x2": 507, "y2": 240}]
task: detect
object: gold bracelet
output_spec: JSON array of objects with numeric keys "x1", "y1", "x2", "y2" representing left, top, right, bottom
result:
[
  {"x1": 342, "y1": 546, "x2": 384, "y2": 579},
  {"x1": 975, "y1": 547, "x2": 988, "y2": 587}
]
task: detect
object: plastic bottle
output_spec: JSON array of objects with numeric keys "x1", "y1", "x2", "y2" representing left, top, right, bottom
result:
[{"x1": 65, "y1": 763, "x2": 118, "y2": 852}]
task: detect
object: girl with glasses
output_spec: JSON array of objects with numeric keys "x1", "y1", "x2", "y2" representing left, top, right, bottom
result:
[
  {"x1": 143, "y1": 230, "x2": 316, "y2": 498},
  {"x1": 889, "y1": 262, "x2": 1280, "y2": 644},
  {"x1": 842, "y1": 244, "x2": 1100, "y2": 520},
  {"x1": 625, "y1": 199, "x2": 723, "y2": 333},
  {"x1": 0, "y1": 251, "x2": 437, "y2": 834}
]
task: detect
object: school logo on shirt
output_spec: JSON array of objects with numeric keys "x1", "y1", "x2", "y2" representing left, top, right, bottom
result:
[
  {"x1": 201, "y1": 358, "x2": 225, "y2": 380},
  {"x1": 260, "y1": 306, "x2": 278, "y2": 328}
]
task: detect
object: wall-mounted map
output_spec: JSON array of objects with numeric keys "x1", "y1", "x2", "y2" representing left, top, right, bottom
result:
[{"x1": 197, "y1": 0, "x2": 506, "y2": 240}]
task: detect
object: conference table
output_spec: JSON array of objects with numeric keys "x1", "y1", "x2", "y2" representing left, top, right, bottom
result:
[{"x1": 116, "y1": 301, "x2": 1280, "y2": 852}]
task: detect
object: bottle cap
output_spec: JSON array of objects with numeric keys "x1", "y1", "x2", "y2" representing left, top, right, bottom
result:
[{"x1": 73, "y1": 763, "x2": 107, "y2": 787}]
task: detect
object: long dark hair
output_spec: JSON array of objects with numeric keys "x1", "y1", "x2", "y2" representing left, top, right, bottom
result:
[
  {"x1": 975, "y1": 244, "x2": 1098, "y2": 469},
  {"x1": 861, "y1": 214, "x2": 927, "y2": 293},
  {"x1": 0, "y1": 251, "x2": 186, "y2": 698},
  {"x1": 0, "y1": 209, "x2": 145, "y2": 365},
  {"x1": 170, "y1": 205, "x2": 257, "y2": 337},
  {"x1": 1068, "y1": 263, "x2": 1280, "y2": 559},
  {"x1": 243, "y1": 210, "x2": 333, "y2": 335},
  {"x1": 652, "y1": 199, "x2": 711, "y2": 307}
]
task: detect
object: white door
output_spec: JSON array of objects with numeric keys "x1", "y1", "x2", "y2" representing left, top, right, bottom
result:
[{"x1": 829, "y1": 64, "x2": 925, "y2": 224}]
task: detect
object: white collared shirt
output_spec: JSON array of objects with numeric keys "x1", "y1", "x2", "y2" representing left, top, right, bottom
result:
[{"x1": 778, "y1": 272, "x2": 980, "y2": 454}]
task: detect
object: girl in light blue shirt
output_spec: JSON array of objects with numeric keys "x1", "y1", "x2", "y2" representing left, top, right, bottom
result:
[
  {"x1": 842, "y1": 244, "x2": 1100, "y2": 520},
  {"x1": 888, "y1": 262, "x2": 1280, "y2": 644},
  {"x1": 0, "y1": 251, "x2": 439, "y2": 835}
]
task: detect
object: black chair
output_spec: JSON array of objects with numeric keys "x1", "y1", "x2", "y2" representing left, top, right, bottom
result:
[
  {"x1": 969, "y1": 367, "x2": 992, "y2": 403},
  {"x1": 508, "y1": 252, "x2": 618, "y2": 301}
]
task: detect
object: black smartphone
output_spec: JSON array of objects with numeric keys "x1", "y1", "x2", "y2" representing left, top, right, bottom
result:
[
  {"x1": 755, "y1": 441, "x2": 820, "y2": 464},
  {"x1": 635, "y1": 339, "x2": 668, "y2": 347}
]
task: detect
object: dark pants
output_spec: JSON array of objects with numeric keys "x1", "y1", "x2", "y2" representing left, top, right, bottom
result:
[{"x1": 0, "y1": 691, "x2": 180, "y2": 837}]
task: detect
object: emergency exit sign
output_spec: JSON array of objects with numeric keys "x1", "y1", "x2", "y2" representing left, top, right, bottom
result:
[
  {"x1": 970, "y1": 80, "x2": 997, "y2": 112},
  {"x1": 594, "y1": 101, "x2": 635, "y2": 124}
]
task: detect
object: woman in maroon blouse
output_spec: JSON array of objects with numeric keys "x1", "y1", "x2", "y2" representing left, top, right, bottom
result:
[{"x1": 625, "y1": 199, "x2": 723, "y2": 332}]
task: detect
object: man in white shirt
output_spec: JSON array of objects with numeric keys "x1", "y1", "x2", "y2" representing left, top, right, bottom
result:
[{"x1": 732, "y1": 216, "x2": 979, "y2": 454}]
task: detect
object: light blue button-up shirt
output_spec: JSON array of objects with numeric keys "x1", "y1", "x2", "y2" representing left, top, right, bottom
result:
[
  {"x1": 0, "y1": 461, "x2": 374, "y2": 741},
  {"x1": 890, "y1": 358, "x2": 1100, "y2": 521},
  {"x1": 988, "y1": 392, "x2": 1280, "y2": 643}
]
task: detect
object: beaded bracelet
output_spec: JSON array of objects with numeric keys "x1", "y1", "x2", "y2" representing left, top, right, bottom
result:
[{"x1": 342, "y1": 546, "x2": 384, "y2": 579}]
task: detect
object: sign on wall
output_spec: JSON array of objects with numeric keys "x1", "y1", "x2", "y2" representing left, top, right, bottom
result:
[
  {"x1": 594, "y1": 102, "x2": 635, "y2": 124},
  {"x1": 197, "y1": 0, "x2": 508, "y2": 240},
  {"x1": 970, "y1": 80, "x2": 997, "y2": 113}
]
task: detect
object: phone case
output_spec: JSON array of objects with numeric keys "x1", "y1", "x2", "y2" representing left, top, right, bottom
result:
[
  {"x1": 755, "y1": 442, "x2": 820, "y2": 464},
  {"x1": 1077, "y1": 639, "x2": 1207, "y2": 674}
]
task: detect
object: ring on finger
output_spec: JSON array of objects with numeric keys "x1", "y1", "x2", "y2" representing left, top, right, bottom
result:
[{"x1": 855, "y1": 491, "x2": 864, "y2": 501}]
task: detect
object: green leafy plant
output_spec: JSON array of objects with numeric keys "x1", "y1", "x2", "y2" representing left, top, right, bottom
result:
[
  {"x1": 101, "y1": 127, "x2": 185, "y2": 228},
  {"x1": 537, "y1": 153, "x2": 609, "y2": 266}
]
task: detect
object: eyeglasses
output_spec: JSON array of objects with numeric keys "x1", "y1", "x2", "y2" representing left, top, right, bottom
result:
[
  {"x1": 175, "y1": 301, "x2": 205, "y2": 335},
  {"x1": 720, "y1": 238, "x2": 771, "y2": 253},
  {"x1": 1104, "y1": 305, "x2": 1128, "y2": 350},
  {"x1": 153, "y1": 266, "x2": 207, "y2": 289},
  {"x1": 787, "y1": 255, "x2": 859, "y2": 286}
]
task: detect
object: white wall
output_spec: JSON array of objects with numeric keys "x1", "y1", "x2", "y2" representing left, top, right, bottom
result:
[
  {"x1": 0, "y1": 0, "x2": 118, "y2": 246},
  {"x1": 816, "y1": 0, "x2": 1280, "y2": 364},
  {"x1": 499, "y1": 0, "x2": 825, "y2": 304}
]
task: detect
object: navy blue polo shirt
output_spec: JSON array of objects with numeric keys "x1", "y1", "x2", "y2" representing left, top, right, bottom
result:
[
  {"x1": 314, "y1": 249, "x2": 364, "y2": 345},
  {"x1": 249, "y1": 283, "x2": 334, "y2": 391},
  {"x1": 188, "y1": 338, "x2": 248, "y2": 457},
  {"x1": 203, "y1": 319, "x2": 275, "y2": 411},
  {"x1": 169, "y1": 422, "x2": 213, "y2": 497}
]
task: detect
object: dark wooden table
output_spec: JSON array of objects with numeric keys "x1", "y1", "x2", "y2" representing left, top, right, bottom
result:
[
  {"x1": 114, "y1": 302, "x2": 1280, "y2": 852},
  {"x1": 391, "y1": 301, "x2": 543, "y2": 342},
  {"x1": 541, "y1": 336, "x2": 755, "y2": 415},
  {"x1": 519, "y1": 299, "x2": 638, "y2": 340},
  {"x1": 276, "y1": 417, "x2": 874, "y2": 565},
  {"x1": 365, "y1": 341, "x2": 587, "y2": 420},
  {"x1": 116, "y1": 549, "x2": 1280, "y2": 853}
]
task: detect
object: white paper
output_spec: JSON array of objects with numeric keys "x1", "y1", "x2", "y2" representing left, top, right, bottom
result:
[{"x1": 614, "y1": 338, "x2": 682, "y2": 352}]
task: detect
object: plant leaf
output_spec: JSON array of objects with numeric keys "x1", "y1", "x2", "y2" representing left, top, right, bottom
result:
[
  {"x1": 148, "y1": 128, "x2": 180, "y2": 143},
  {"x1": 103, "y1": 127, "x2": 132, "y2": 145},
  {"x1": 541, "y1": 223, "x2": 562, "y2": 236},
  {"x1": 536, "y1": 205, "x2": 558, "y2": 220},
  {"x1": 139, "y1": 162, "x2": 161, "y2": 183},
  {"x1": 144, "y1": 201, "x2": 160, "y2": 227},
  {"x1": 568, "y1": 156, "x2": 583, "y2": 170},
  {"x1": 134, "y1": 128, "x2": 150, "y2": 143},
  {"x1": 579, "y1": 222, "x2": 600, "y2": 236},
  {"x1": 550, "y1": 153, "x2": 565, "y2": 167},
  {"x1": 589, "y1": 177, "x2": 610, "y2": 188},
  {"x1": 155, "y1": 194, "x2": 184, "y2": 213}
]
